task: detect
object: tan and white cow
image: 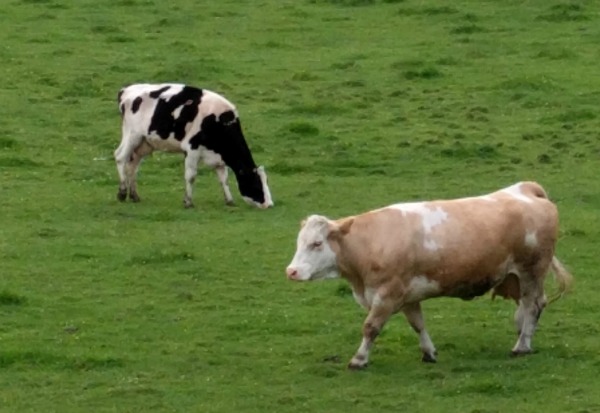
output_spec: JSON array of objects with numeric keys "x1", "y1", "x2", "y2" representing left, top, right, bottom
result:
[{"x1": 286, "y1": 182, "x2": 572, "y2": 369}]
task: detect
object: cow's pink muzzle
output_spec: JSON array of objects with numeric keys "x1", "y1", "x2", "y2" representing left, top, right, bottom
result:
[{"x1": 286, "y1": 267, "x2": 300, "y2": 280}]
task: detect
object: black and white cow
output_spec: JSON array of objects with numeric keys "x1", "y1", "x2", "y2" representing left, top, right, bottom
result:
[{"x1": 115, "y1": 83, "x2": 273, "y2": 209}]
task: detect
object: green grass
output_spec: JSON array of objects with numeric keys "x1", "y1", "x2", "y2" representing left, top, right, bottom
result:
[{"x1": 1, "y1": 0, "x2": 600, "y2": 411}]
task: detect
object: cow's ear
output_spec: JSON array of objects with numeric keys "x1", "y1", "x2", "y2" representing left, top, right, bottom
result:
[
  {"x1": 300, "y1": 218, "x2": 307, "y2": 228},
  {"x1": 331, "y1": 217, "x2": 354, "y2": 237}
]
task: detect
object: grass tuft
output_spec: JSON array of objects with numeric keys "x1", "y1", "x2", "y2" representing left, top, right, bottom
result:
[
  {"x1": 0, "y1": 291, "x2": 26, "y2": 306},
  {"x1": 451, "y1": 24, "x2": 485, "y2": 34},
  {"x1": 308, "y1": 0, "x2": 375, "y2": 6},
  {"x1": 0, "y1": 157, "x2": 42, "y2": 167},
  {"x1": 288, "y1": 121, "x2": 320, "y2": 136},
  {"x1": 0, "y1": 0, "x2": 597, "y2": 410},
  {"x1": 404, "y1": 67, "x2": 443, "y2": 80},
  {"x1": 538, "y1": 3, "x2": 589, "y2": 22},
  {"x1": 0, "y1": 137, "x2": 18, "y2": 149},
  {"x1": 128, "y1": 251, "x2": 196, "y2": 266}
]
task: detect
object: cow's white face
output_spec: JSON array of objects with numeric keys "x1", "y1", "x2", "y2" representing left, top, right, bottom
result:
[
  {"x1": 286, "y1": 215, "x2": 339, "y2": 281},
  {"x1": 257, "y1": 166, "x2": 274, "y2": 208}
]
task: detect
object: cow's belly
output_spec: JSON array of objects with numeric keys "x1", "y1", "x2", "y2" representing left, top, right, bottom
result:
[
  {"x1": 145, "y1": 135, "x2": 184, "y2": 152},
  {"x1": 199, "y1": 147, "x2": 224, "y2": 167}
]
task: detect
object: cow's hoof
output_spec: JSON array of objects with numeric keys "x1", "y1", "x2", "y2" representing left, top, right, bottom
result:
[
  {"x1": 225, "y1": 200, "x2": 235, "y2": 207},
  {"x1": 510, "y1": 349, "x2": 532, "y2": 358},
  {"x1": 129, "y1": 192, "x2": 141, "y2": 203},
  {"x1": 347, "y1": 361, "x2": 368, "y2": 370},
  {"x1": 183, "y1": 202, "x2": 194, "y2": 209},
  {"x1": 117, "y1": 190, "x2": 127, "y2": 202},
  {"x1": 347, "y1": 357, "x2": 368, "y2": 370},
  {"x1": 422, "y1": 352, "x2": 437, "y2": 363}
]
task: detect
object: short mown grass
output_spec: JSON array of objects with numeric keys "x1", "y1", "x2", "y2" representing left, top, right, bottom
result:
[{"x1": 1, "y1": 0, "x2": 599, "y2": 412}]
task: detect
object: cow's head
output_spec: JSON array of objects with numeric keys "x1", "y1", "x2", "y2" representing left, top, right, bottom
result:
[
  {"x1": 286, "y1": 215, "x2": 354, "y2": 281},
  {"x1": 239, "y1": 166, "x2": 273, "y2": 209}
]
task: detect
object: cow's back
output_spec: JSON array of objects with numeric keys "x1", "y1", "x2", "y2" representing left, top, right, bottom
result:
[
  {"x1": 332, "y1": 182, "x2": 558, "y2": 300},
  {"x1": 118, "y1": 84, "x2": 237, "y2": 150}
]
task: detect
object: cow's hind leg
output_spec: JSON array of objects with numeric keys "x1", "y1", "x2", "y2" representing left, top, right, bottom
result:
[
  {"x1": 511, "y1": 267, "x2": 548, "y2": 356},
  {"x1": 126, "y1": 141, "x2": 153, "y2": 202},
  {"x1": 114, "y1": 131, "x2": 143, "y2": 202},
  {"x1": 403, "y1": 302, "x2": 437, "y2": 363},
  {"x1": 183, "y1": 150, "x2": 201, "y2": 208},
  {"x1": 215, "y1": 164, "x2": 234, "y2": 206},
  {"x1": 348, "y1": 294, "x2": 395, "y2": 370}
]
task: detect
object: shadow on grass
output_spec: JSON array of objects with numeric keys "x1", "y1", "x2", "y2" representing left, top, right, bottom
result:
[
  {"x1": 537, "y1": 3, "x2": 589, "y2": 22},
  {"x1": 128, "y1": 250, "x2": 196, "y2": 266},
  {"x1": 0, "y1": 291, "x2": 27, "y2": 306},
  {"x1": 0, "y1": 350, "x2": 125, "y2": 371}
]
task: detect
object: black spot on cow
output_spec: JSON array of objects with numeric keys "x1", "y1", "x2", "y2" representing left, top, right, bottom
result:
[
  {"x1": 119, "y1": 103, "x2": 125, "y2": 116},
  {"x1": 189, "y1": 113, "x2": 265, "y2": 204},
  {"x1": 131, "y1": 96, "x2": 143, "y2": 114},
  {"x1": 219, "y1": 110, "x2": 236, "y2": 126},
  {"x1": 117, "y1": 89, "x2": 124, "y2": 104},
  {"x1": 149, "y1": 86, "x2": 171, "y2": 99},
  {"x1": 148, "y1": 86, "x2": 203, "y2": 140}
]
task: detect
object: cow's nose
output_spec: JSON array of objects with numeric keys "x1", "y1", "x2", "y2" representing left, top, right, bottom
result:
[{"x1": 286, "y1": 267, "x2": 298, "y2": 280}]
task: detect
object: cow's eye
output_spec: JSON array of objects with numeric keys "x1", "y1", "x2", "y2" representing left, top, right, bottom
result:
[{"x1": 311, "y1": 241, "x2": 323, "y2": 249}]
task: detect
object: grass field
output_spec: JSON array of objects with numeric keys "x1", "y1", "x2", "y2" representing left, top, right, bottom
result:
[{"x1": 1, "y1": 0, "x2": 599, "y2": 411}]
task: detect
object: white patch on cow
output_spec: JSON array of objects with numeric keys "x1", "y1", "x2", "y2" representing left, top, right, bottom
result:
[
  {"x1": 363, "y1": 287, "x2": 384, "y2": 308},
  {"x1": 502, "y1": 182, "x2": 533, "y2": 203},
  {"x1": 422, "y1": 207, "x2": 448, "y2": 233},
  {"x1": 351, "y1": 287, "x2": 383, "y2": 309},
  {"x1": 479, "y1": 195, "x2": 497, "y2": 202},
  {"x1": 172, "y1": 105, "x2": 184, "y2": 119},
  {"x1": 424, "y1": 239, "x2": 440, "y2": 251},
  {"x1": 364, "y1": 288, "x2": 376, "y2": 306},
  {"x1": 200, "y1": 148, "x2": 224, "y2": 168},
  {"x1": 156, "y1": 84, "x2": 186, "y2": 101},
  {"x1": 524, "y1": 231, "x2": 538, "y2": 248},
  {"x1": 404, "y1": 276, "x2": 441, "y2": 302},
  {"x1": 352, "y1": 289, "x2": 369, "y2": 309},
  {"x1": 286, "y1": 215, "x2": 339, "y2": 281},
  {"x1": 257, "y1": 166, "x2": 274, "y2": 208},
  {"x1": 389, "y1": 203, "x2": 449, "y2": 234},
  {"x1": 389, "y1": 202, "x2": 426, "y2": 215}
]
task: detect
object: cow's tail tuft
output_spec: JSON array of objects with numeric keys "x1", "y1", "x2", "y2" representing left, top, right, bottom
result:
[{"x1": 547, "y1": 256, "x2": 573, "y2": 304}]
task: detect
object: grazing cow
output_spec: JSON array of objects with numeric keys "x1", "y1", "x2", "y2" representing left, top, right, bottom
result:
[
  {"x1": 115, "y1": 83, "x2": 273, "y2": 209},
  {"x1": 286, "y1": 182, "x2": 572, "y2": 369}
]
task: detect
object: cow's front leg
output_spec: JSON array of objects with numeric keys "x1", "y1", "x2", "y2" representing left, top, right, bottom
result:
[
  {"x1": 183, "y1": 151, "x2": 200, "y2": 208},
  {"x1": 348, "y1": 295, "x2": 394, "y2": 370},
  {"x1": 215, "y1": 164, "x2": 234, "y2": 206},
  {"x1": 403, "y1": 302, "x2": 437, "y2": 362}
]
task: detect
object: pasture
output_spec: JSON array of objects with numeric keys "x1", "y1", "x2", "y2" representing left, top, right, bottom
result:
[{"x1": 1, "y1": 0, "x2": 599, "y2": 411}]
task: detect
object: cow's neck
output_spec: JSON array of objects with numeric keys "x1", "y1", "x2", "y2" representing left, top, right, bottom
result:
[
  {"x1": 330, "y1": 236, "x2": 366, "y2": 292},
  {"x1": 230, "y1": 163, "x2": 257, "y2": 181}
]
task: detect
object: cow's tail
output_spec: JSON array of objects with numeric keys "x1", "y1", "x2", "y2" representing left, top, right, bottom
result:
[
  {"x1": 547, "y1": 256, "x2": 573, "y2": 304},
  {"x1": 117, "y1": 87, "x2": 129, "y2": 117}
]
